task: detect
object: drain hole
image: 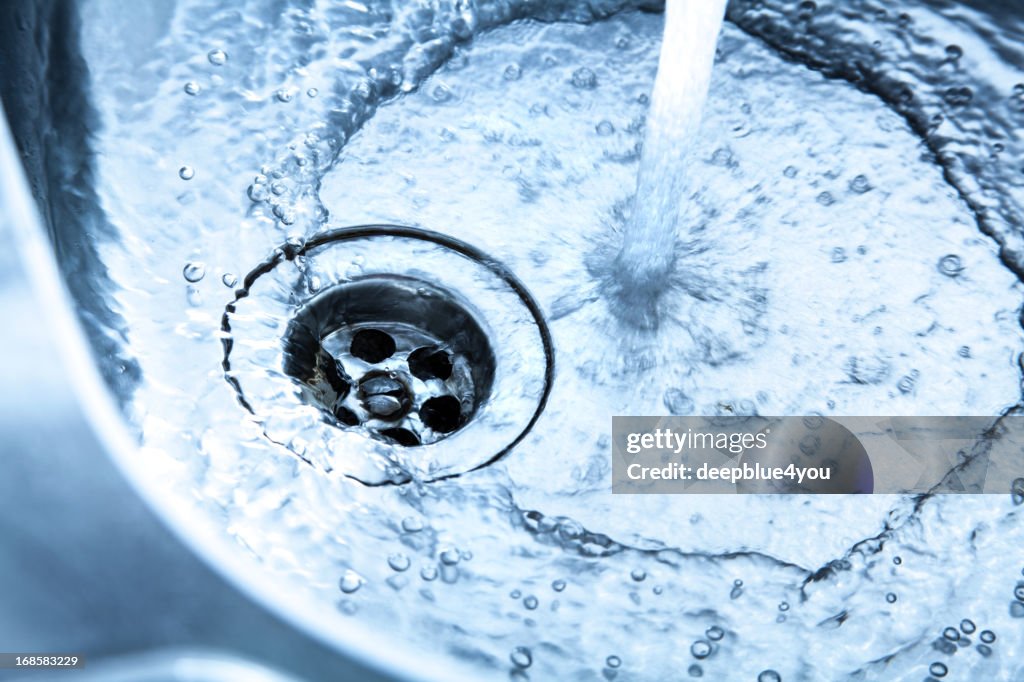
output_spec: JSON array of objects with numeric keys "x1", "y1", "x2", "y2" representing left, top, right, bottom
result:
[
  {"x1": 420, "y1": 395, "x2": 463, "y2": 433},
  {"x1": 408, "y1": 346, "x2": 454, "y2": 381},
  {"x1": 350, "y1": 328, "x2": 397, "y2": 363},
  {"x1": 282, "y1": 276, "x2": 495, "y2": 447}
]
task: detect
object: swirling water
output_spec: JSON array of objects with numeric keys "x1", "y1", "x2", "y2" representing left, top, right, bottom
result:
[{"x1": 71, "y1": 0, "x2": 1024, "y2": 679}]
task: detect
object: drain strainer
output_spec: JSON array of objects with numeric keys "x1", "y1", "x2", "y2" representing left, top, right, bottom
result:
[{"x1": 222, "y1": 225, "x2": 553, "y2": 485}]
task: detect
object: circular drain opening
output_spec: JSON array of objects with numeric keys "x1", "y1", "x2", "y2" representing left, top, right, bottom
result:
[
  {"x1": 223, "y1": 225, "x2": 553, "y2": 485},
  {"x1": 281, "y1": 276, "x2": 496, "y2": 447}
]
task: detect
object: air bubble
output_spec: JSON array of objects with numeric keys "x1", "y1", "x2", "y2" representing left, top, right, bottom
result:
[
  {"x1": 605, "y1": 655, "x2": 621, "y2": 669},
  {"x1": 571, "y1": 67, "x2": 597, "y2": 89},
  {"x1": 276, "y1": 89, "x2": 293, "y2": 102},
  {"x1": 1014, "y1": 584, "x2": 1024, "y2": 601},
  {"x1": 419, "y1": 565, "x2": 438, "y2": 581},
  {"x1": 937, "y1": 254, "x2": 963, "y2": 277},
  {"x1": 631, "y1": 568, "x2": 647, "y2": 582},
  {"x1": 757, "y1": 670, "x2": 781, "y2": 682},
  {"x1": 893, "y1": 556, "x2": 902, "y2": 565},
  {"x1": 306, "y1": 87, "x2": 318, "y2": 97},
  {"x1": 960, "y1": 618, "x2": 976, "y2": 634},
  {"x1": 942, "y1": 627, "x2": 959, "y2": 641},
  {"x1": 523, "y1": 595, "x2": 538, "y2": 610},
  {"x1": 816, "y1": 191, "x2": 835, "y2": 206},
  {"x1": 387, "y1": 553, "x2": 411, "y2": 572},
  {"x1": 886, "y1": 592, "x2": 898, "y2": 603},
  {"x1": 339, "y1": 570, "x2": 363, "y2": 593},
  {"x1": 186, "y1": 286, "x2": 202, "y2": 307},
  {"x1": 945, "y1": 44, "x2": 963, "y2": 60},
  {"x1": 690, "y1": 640, "x2": 712, "y2": 659},
  {"x1": 510, "y1": 647, "x2": 532, "y2": 669},
  {"x1": 596, "y1": 120, "x2": 615, "y2": 136},
  {"x1": 848, "y1": 174, "x2": 872, "y2": 193},
  {"x1": 664, "y1": 388, "x2": 695, "y2": 415},
  {"x1": 929, "y1": 662, "x2": 948, "y2": 677},
  {"x1": 1011, "y1": 478, "x2": 1024, "y2": 505},
  {"x1": 221, "y1": 273, "x2": 237, "y2": 288},
  {"x1": 184, "y1": 81, "x2": 201, "y2": 96},
  {"x1": 401, "y1": 516, "x2": 424, "y2": 533},
  {"x1": 688, "y1": 664, "x2": 703, "y2": 677},
  {"x1": 207, "y1": 48, "x2": 227, "y2": 66},
  {"x1": 182, "y1": 262, "x2": 206, "y2": 282},
  {"x1": 979, "y1": 630, "x2": 995, "y2": 643},
  {"x1": 439, "y1": 547, "x2": 461, "y2": 565},
  {"x1": 552, "y1": 579, "x2": 567, "y2": 592},
  {"x1": 706, "y1": 625, "x2": 725, "y2": 640},
  {"x1": 503, "y1": 63, "x2": 522, "y2": 81},
  {"x1": 178, "y1": 166, "x2": 195, "y2": 180}
]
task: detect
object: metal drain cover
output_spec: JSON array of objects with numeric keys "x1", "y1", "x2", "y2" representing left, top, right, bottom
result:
[{"x1": 222, "y1": 225, "x2": 553, "y2": 485}]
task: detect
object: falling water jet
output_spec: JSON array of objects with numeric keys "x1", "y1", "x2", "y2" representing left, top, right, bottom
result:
[{"x1": 608, "y1": 0, "x2": 728, "y2": 328}]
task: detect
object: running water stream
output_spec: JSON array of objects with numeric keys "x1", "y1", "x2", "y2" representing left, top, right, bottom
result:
[{"x1": 612, "y1": 0, "x2": 728, "y2": 327}]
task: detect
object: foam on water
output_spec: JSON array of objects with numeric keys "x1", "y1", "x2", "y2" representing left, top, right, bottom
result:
[{"x1": 70, "y1": 1, "x2": 1024, "y2": 679}]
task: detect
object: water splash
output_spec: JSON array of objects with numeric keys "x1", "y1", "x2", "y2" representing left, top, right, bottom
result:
[{"x1": 610, "y1": 0, "x2": 728, "y2": 327}]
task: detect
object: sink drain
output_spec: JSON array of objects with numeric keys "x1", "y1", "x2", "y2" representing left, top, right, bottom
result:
[{"x1": 222, "y1": 225, "x2": 553, "y2": 485}]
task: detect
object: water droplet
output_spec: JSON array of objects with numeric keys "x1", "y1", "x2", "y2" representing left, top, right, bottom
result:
[
  {"x1": 184, "y1": 81, "x2": 201, "y2": 96},
  {"x1": 688, "y1": 664, "x2": 703, "y2": 677},
  {"x1": 783, "y1": 165, "x2": 798, "y2": 178},
  {"x1": 552, "y1": 579, "x2": 566, "y2": 592},
  {"x1": 937, "y1": 254, "x2": 963, "y2": 277},
  {"x1": 929, "y1": 662, "x2": 948, "y2": 678},
  {"x1": 276, "y1": 88, "x2": 293, "y2": 103},
  {"x1": 178, "y1": 165, "x2": 195, "y2": 180},
  {"x1": 596, "y1": 120, "x2": 615, "y2": 136},
  {"x1": 306, "y1": 87, "x2": 318, "y2": 98},
  {"x1": 979, "y1": 630, "x2": 996, "y2": 643},
  {"x1": 631, "y1": 568, "x2": 646, "y2": 582},
  {"x1": 605, "y1": 655, "x2": 621, "y2": 669},
  {"x1": 182, "y1": 261, "x2": 205, "y2": 282},
  {"x1": 886, "y1": 592, "x2": 898, "y2": 603},
  {"x1": 221, "y1": 273, "x2": 237, "y2": 288},
  {"x1": 387, "y1": 553, "x2": 410, "y2": 572},
  {"x1": 831, "y1": 247, "x2": 847, "y2": 264},
  {"x1": 960, "y1": 618, "x2": 976, "y2": 634},
  {"x1": 571, "y1": 67, "x2": 597, "y2": 89},
  {"x1": 207, "y1": 48, "x2": 227, "y2": 66},
  {"x1": 431, "y1": 84, "x2": 453, "y2": 103},
  {"x1": 401, "y1": 516, "x2": 424, "y2": 532},
  {"x1": 706, "y1": 625, "x2": 725, "y2": 640},
  {"x1": 510, "y1": 589, "x2": 522, "y2": 599},
  {"x1": 730, "y1": 582, "x2": 743, "y2": 599},
  {"x1": 510, "y1": 647, "x2": 532, "y2": 669},
  {"x1": 1011, "y1": 478, "x2": 1024, "y2": 505},
  {"x1": 958, "y1": 346, "x2": 971, "y2": 359},
  {"x1": 419, "y1": 565, "x2": 438, "y2": 581},
  {"x1": 943, "y1": 626, "x2": 960, "y2": 641},
  {"x1": 339, "y1": 570, "x2": 363, "y2": 593},
  {"x1": 945, "y1": 44, "x2": 963, "y2": 60},
  {"x1": 816, "y1": 191, "x2": 835, "y2": 206},
  {"x1": 503, "y1": 63, "x2": 522, "y2": 81},
  {"x1": 848, "y1": 174, "x2": 872, "y2": 193},
  {"x1": 523, "y1": 595, "x2": 538, "y2": 610},
  {"x1": 757, "y1": 670, "x2": 781, "y2": 682},
  {"x1": 690, "y1": 640, "x2": 712, "y2": 659}
]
